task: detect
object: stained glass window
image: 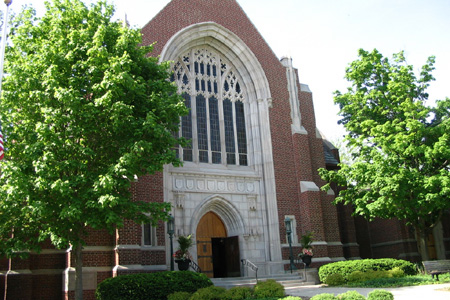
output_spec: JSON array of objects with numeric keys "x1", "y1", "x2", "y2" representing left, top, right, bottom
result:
[{"x1": 172, "y1": 48, "x2": 248, "y2": 166}]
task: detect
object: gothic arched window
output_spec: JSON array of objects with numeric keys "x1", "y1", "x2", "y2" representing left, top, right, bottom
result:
[{"x1": 172, "y1": 48, "x2": 248, "y2": 166}]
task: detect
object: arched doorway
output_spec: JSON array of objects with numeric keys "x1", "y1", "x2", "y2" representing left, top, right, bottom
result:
[{"x1": 196, "y1": 211, "x2": 240, "y2": 278}]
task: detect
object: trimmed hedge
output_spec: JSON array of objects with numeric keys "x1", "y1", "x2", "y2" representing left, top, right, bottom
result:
[
  {"x1": 95, "y1": 271, "x2": 212, "y2": 300},
  {"x1": 367, "y1": 290, "x2": 394, "y2": 300},
  {"x1": 311, "y1": 293, "x2": 337, "y2": 300},
  {"x1": 189, "y1": 286, "x2": 226, "y2": 300},
  {"x1": 324, "y1": 273, "x2": 345, "y2": 286},
  {"x1": 223, "y1": 286, "x2": 253, "y2": 300},
  {"x1": 338, "y1": 290, "x2": 365, "y2": 300},
  {"x1": 167, "y1": 291, "x2": 192, "y2": 300},
  {"x1": 318, "y1": 258, "x2": 417, "y2": 283},
  {"x1": 253, "y1": 279, "x2": 285, "y2": 298}
]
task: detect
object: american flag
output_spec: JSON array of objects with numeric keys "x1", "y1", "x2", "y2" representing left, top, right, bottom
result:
[{"x1": 0, "y1": 122, "x2": 3, "y2": 160}]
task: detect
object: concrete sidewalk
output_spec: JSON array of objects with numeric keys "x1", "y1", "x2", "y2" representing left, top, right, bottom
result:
[{"x1": 285, "y1": 283, "x2": 450, "y2": 299}]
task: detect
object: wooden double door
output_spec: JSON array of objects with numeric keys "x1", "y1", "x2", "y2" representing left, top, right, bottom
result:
[{"x1": 196, "y1": 212, "x2": 241, "y2": 278}]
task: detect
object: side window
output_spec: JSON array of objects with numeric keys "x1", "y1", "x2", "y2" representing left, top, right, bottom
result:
[{"x1": 143, "y1": 223, "x2": 157, "y2": 246}]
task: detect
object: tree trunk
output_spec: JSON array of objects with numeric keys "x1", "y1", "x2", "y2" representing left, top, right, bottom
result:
[
  {"x1": 3, "y1": 258, "x2": 11, "y2": 300},
  {"x1": 415, "y1": 227, "x2": 429, "y2": 261},
  {"x1": 74, "y1": 242, "x2": 83, "y2": 300}
]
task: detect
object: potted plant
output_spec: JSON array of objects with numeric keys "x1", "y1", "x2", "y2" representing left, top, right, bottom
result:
[
  {"x1": 298, "y1": 232, "x2": 314, "y2": 267},
  {"x1": 174, "y1": 234, "x2": 193, "y2": 271}
]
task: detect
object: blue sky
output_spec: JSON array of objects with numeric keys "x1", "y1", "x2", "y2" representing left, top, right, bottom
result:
[{"x1": 4, "y1": 0, "x2": 450, "y2": 141}]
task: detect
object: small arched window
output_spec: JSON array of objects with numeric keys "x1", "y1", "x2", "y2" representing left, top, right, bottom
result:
[{"x1": 172, "y1": 48, "x2": 248, "y2": 166}]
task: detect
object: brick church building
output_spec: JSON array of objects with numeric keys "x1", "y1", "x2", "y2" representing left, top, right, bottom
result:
[{"x1": 1, "y1": 0, "x2": 449, "y2": 299}]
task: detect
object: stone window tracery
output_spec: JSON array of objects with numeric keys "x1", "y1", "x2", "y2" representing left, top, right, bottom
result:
[{"x1": 172, "y1": 47, "x2": 247, "y2": 166}]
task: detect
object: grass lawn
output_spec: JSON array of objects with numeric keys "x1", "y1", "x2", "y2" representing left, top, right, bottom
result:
[{"x1": 344, "y1": 273, "x2": 450, "y2": 288}]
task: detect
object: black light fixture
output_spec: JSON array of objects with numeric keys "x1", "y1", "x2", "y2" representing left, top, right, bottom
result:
[
  {"x1": 284, "y1": 216, "x2": 296, "y2": 273},
  {"x1": 167, "y1": 214, "x2": 175, "y2": 271}
]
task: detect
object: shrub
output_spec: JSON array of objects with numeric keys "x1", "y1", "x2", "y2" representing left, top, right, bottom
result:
[
  {"x1": 347, "y1": 271, "x2": 366, "y2": 283},
  {"x1": 311, "y1": 293, "x2": 338, "y2": 300},
  {"x1": 364, "y1": 270, "x2": 391, "y2": 281},
  {"x1": 95, "y1": 271, "x2": 212, "y2": 300},
  {"x1": 324, "y1": 273, "x2": 345, "y2": 286},
  {"x1": 388, "y1": 267, "x2": 405, "y2": 278},
  {"x1": 253, "y1": 279, "x2": 285, "y2": 298},
  {"x1": 281, "y1": 297, "x2": 303, "y2": 300},
  {"x1": 190, "y1": 286, "x2": 226, "y2": 300},
  {"x1": 337, "y1": 290, "x2": 365, "y2": 300},
  {"x1": 223, "y1": 286, "x2": 253, "y2": 300},
  {"x1": 318, "y1": 258, "x2": 417, "y2": 282},
  {"x1": 367, "y1": 290, "x2": 393, "y2": 300},
  {"x1": 167, "y1": 291, "x2": 192, "y2": 300}
]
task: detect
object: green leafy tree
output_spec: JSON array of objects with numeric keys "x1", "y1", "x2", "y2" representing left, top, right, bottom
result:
[
  {"x1": 0, "y1": 1, "x2": 186, "y2": 299},
  {"x1": 319, "y1": 49, "x2": 450, "y2": 260}
]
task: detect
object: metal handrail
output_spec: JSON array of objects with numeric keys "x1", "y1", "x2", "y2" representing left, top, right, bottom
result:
[
  {"x1": 241, "y1": 259, "x2": 258, "y2": 281},
  {"x1": 295, "y1": 258, "x2": 307, "y2": 281},
  {"x1": 189, "y1": 260, "x2": 202, "y2": 273}
]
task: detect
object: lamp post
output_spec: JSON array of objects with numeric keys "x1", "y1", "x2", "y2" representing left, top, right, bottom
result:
[
  {"x1": 167, "y1": 214, "x2": 175, "y2": 271},
  {"x1": 284, "y1": 216, "x2": 296, "y2": 273}
]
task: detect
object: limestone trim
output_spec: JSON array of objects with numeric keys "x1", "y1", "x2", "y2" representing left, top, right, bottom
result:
[
  {"x1": 300, "y1": 83, "x2": 312, "y2": 93},
  {"x1": 300, "y1": 181, "x2": 320, "y2": 193},
  {"x1": 280, "y1": 57, "x2": 307, "y2": 135},
  {"x1": 281, "y1": 240, "x2": 343, "y2": 247},
  {"x1": 342, "y1": 242, "x2": 360, "y2": 248},
  {"x1": 31, "y1": 249, "x2": 67, "y2": 254},
  {"x1": 398, "y1": 252, "x2": 421, "y2": 258},
  {"x1": 114, "y1": 244, "x2": 165, "y2": 251},
  {"x1": 112, "y1": 264, "x2": 167, "y2": 272},
  {"x1": 82, "y1": 246, "x2": 115, "y2": 251},
  {"x1": 371, "y1": 239, "x2": 417, "y2": 248},
  {"x1": 0, "y1": 269, "x2": 32, "y2": 275}
]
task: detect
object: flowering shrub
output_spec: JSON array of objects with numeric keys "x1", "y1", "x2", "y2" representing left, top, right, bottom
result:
[
  {"x1": 174, "y1": 234, "x2": 193, "y2": 261},
  {"x1": 173, "y1": 249, "x2": 191, "y2": 261},
  {"x1": 300, "y1": 248, "x2": 313, "y2": 256}
]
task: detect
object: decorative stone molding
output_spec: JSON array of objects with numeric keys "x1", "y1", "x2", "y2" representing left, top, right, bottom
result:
[
  {"x1": 247, "y1": 195, "x2": 257, "y2": 211},
  {"x1": 174, "y1": 192, "x2": 185, "y2": 209},
  {"x1": 173, "y1": 176, "x2": 258, "y2": 194}
]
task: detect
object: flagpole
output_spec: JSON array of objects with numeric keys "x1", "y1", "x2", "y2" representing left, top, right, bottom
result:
[
  {"x1": 1, "y1": 3, "x2": 11, "y2": 299},
  {"x1": 0, "y1": 0, "x2": 13, "y2": 96}
]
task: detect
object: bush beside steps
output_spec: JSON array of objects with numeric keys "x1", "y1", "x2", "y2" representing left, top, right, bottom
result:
[{"x1": 311, "y1": 290, "x2": 393, "y2": 300}]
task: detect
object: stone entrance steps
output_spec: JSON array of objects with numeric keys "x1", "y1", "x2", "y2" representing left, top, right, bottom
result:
[{"x1": 211, "y1": 272, "x2": 316, "y2": 289}]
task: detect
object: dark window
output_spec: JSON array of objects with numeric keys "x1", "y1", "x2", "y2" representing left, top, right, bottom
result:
[
  {"x1": 197, "y1": 95, "x2": 208, "y2": 163},
  {"x1": 143, "y1": 223, "x2": 156, "y2": 246},
  {"x1": 181, "y1": 93, "x2": 193, "y2": 161},
  {"x1": 209, "y1": 96, "x2": 221, "y2": 164},
  {"x1": 235, "y1": 101, "x2": 247, "y2": 166},
  {"x1": 224, "y1": 98, "x2": 236, "y2": 165}
]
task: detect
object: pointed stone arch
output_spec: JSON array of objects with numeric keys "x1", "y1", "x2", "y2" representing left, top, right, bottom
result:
[
  {"x1": 163, "y1": 21, "x2": 283, "y2": 265},
  {"x1": 190, "y1": 194, "x2": 246, "y2": 237},
  {"x1": 160, "y1": 22, "x2": 272, "y2": 104}
]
